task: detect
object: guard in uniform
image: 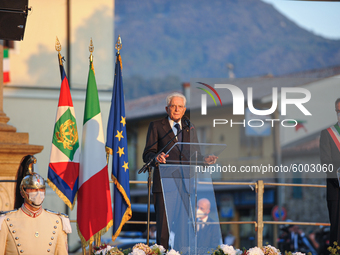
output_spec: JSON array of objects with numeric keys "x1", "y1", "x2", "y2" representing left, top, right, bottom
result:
[{"x1": 0, "y1": 155, "x2": 71, "y2": 255}]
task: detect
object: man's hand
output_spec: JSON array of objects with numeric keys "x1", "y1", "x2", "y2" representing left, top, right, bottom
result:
[
  {"x1": 156, "y1": 152, "x2": 169, "y2": 164},
  {"x1": 204, "y1": 155, "x2": 218, "y2": 165}
]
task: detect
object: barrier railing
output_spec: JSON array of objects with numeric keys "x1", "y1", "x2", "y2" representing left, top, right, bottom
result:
[
  {"x1": 1, "y1": 179, "x2": 328, "y2": 251},
  {"x1": 122, "y1": 179, "x2": 330, "y2": 248}
]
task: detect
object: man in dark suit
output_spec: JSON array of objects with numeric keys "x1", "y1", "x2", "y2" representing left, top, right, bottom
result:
[
  {"x1": 196, "y1": 198, "x2": 221, "y2": 252},
  {"x1": 320, "y1": 98, "x2": 340, "y2": 246},
  {"x1": 143, "y1": 92, "x2": 195, "y2": 249}
]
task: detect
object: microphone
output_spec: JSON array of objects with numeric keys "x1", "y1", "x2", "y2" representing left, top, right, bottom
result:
[
  {"x1": 183, "y1": 116, "x2": 193, "y2": 129},
  {"x1": 138, "y1": 123, "x2": 179, "y2": 174}
]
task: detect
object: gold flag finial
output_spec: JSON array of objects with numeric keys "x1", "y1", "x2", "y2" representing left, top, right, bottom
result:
[
  {"x1": 89, "y1": 38, "x2": 95, "y2": 74},
  {"x1": 115, "y1": 35, "x2": 122, "y2": 54},
  {"x1": 89, "y1": 38, "x2": 94, "y2": 62},
  {"x1": 55, "y1": 37, "x2": 61, "y2": 53},
  {"x1": 55, "y1": 37, "x2": 63, "y2": 65}
]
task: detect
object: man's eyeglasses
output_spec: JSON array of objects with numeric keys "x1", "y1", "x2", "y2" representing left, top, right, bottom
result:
[{"x1": 168, "y1": 105, "x2": 185, "y2": 110}]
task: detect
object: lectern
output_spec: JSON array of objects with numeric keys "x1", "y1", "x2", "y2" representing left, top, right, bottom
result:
[{"x1": 160, "y1": 142, "x2": 226, "y2": 255}]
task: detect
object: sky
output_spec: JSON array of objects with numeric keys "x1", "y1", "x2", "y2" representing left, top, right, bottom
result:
[{"x1": 261, "y1": 0, "x2": 340, "y2": 40}]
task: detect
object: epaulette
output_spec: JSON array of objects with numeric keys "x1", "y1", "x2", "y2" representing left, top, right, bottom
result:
[
  {"x1": 0, "y1": 209, "x2": 18, "y2": 231},
  {"x1": 59, "y1": 212, "x2": 69, "y2": 218},
  {"x1": 0, "y1": 209, "x2": 18, "y2": 216},
  {"x1": 45, "y1": 209, "x2": 69, "y2": 218},
  {"x1": 45, "y1": 209, "x2": 72, "y2": 234}
]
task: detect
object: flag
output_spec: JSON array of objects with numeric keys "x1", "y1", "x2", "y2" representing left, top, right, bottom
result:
[
  {"x1": 287, "y1": 120, "x2": 307, "y2": 132},
  {"x1": 106, "y1": 51, "x2": 132, "y2": 241},
  {"x1": 295, "y1": 120, "x2": 307, "y2": 132},
  {"x1": 3, "y1": 48, "x2": 10, "y2": 83},
  {"x1": 77, "y1": 56, "x2": 113, "y2": 246},
  {"x1": 47, "y1": 53, "x2": 79, "y2": 210}
]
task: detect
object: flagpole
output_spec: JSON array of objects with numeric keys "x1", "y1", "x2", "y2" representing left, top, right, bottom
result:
[
  {"x1": 89, "y1": 243, "x2": 92, "y2": 255},
  {"x1": 127, "y1": 30, "x2": 150, "y2": 245},
  {"x1": 55, "y1": 37, "x2": 69, "y2": 215},
  {"x1": 82, "y1": 244, "x2": 86, "y2": 255},
  {"x1": 89, "y1": 38, "x2": 102, "y2": 250},
  {"x1": 106, "y1": 35, "x2": 132, "y2": 243},
  {"x1": 54, "y1": 36, "x2": 71, "y2": 250}
]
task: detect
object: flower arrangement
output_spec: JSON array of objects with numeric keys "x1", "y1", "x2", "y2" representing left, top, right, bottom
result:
[
  {"x1": 92, "y1": 243, "x2": 315, "y2": 255},
  {"x1": 328, "y1": 242, "x2": 340, "y2": 255},
  {"x1": 92, "y1": 243, "x2": 180, "y2": 255},
  {"x1": 261, "y1": 245, "x2": 281, "y2": 255},
  {"x1": 212, "y1": 245, "x2": 307, "y2": 255},
  {"x1": 129, "y1": 243, "x2": 179, "y2": 255},
  {"x1": 130, "y1": 243, "x2": 154, "y2": 255},
  {"x1": 212, "y1": 244, "x2": 243, "y2": 255},
  {"x1": 282, "y1": 252, "x2": 306, "y2": 255},
  {"x1": 247, "y1": 247, "x2": 265, "y2": 255},
  {"x1": 150, "y1": 244, "x2": 167, "y2": 255},
  {"x1": 165, "y1": 249, "x2": 181, "y2": 255},
  {"x1": 290, "y1": 253, "x2": 306, "y2": 255},
  {"x1": 92, "y1": 244, "x2": 123, "y2": 255}
]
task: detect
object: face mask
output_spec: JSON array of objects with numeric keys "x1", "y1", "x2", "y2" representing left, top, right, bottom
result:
[
  {"x1": 28, "y1": 191, "x2": 45, "y2": 206},
  {"x1": 197, "y1": 209, "x2": 205, "y2": 219},
  {"x1": 337, "y1": 112, "x2": 340, "y2": 123}
]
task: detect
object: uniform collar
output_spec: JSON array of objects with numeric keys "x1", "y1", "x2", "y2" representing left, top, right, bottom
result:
[{"x1": 21, "y1": 203, "x2": 43, "y2": 218}]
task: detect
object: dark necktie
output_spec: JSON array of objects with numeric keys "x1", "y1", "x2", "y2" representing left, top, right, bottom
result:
[
  {"x1": 175, "y1": 123, "x2": 182, "y2": 143},
  {"x1": 197, "y1": 218, "x2": 204, "y2": 231}
]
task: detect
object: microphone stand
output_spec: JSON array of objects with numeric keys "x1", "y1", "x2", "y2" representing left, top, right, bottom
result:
[
  {"x1": 138, "y1": 124, "x2": 188, "y2": 246},
  {"x1": 145, "y1": 164, "x2": 153, "y2": 246},
  {"x1": 138, "y1": 124, "x2": 187, "y2": 174}
]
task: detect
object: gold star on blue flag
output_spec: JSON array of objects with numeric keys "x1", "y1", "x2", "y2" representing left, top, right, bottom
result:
[{"x1": 105, "y1": 42, "x2": 132, "y2": 241}]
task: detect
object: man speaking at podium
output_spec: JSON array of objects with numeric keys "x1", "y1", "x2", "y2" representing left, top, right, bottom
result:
[{"x1": 143, "y1": 92, "x2": 198, "y2": 249}]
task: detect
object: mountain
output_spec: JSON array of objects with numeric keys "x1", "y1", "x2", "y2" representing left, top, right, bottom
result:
[{"x1": 115, "y1": 0, "x2": 340, "y2": 99}]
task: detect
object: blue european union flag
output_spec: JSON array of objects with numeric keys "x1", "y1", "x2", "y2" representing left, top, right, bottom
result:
[{"x1": 106, "y1": 51, "x2": 132, "y2": 241}]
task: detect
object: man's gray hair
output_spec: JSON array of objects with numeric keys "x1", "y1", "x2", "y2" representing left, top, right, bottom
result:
[
  {"x1": 166, "y1": 92, "x2": 187, "y2": 106},
  {"x1": 335, "y1": 98, "x2": 340, "y2": 108}
]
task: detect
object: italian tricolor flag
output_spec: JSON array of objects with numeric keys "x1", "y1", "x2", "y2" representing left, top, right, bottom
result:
[
  {"x1": 77, "y1": 59, "x2": 113, "y2": 246},
  {"x1": 3, "y1": 48, "x2": 10, "y2": 83}
]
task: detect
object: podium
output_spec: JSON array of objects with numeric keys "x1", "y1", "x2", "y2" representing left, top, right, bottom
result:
[{"x1": 159, "y1": 142, "x2": 226, "y2": 255}]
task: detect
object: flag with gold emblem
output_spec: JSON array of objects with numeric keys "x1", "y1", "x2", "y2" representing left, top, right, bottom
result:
[
  {"x1": 106, "y1": 39, "x2": 132, "y2": 241},
  {"x1": 47, "y1": 52, "x2": 80, "y2": 210}
]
